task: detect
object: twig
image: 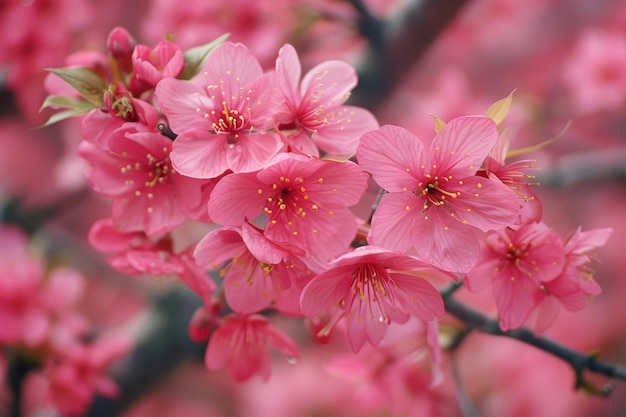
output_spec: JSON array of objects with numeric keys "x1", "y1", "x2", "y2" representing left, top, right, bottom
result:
[{"x1": 442, "y1": 287, "x2": 626, "y2": 395}]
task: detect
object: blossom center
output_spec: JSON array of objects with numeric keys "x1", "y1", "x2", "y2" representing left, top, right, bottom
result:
[
  {"x1": 211, "y1": 101, "x2": 246, "y2": 136},
  {"x1": 341, "y1": 263, "x2": 397, "y2": 323},
  {"x1": 145, "y1": 154, "x2": 173, "y2": 187},
  {"x1": 416, "y1": 175, "x2": 459, "y2": 212}
]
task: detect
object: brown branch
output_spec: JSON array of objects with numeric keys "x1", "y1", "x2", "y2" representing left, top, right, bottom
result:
[
  {"x1": 350, "y1": 0, "x2": 470, "y2": 111},
  {"x1": 442, "y1": 285, "x2": 626, "y2": 395}
]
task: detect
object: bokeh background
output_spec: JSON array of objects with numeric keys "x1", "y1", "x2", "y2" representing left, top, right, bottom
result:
[{"x1": 1, "y1": 0, "x2": 626, "y2": 416}]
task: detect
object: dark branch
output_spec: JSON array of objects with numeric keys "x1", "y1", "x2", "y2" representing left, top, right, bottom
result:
[
  {"x1": 442, "y1": 285, "x2": 626, "y2": 395},
  {"x1": 350, "y1": 0, "x2": 470, "y2": 111}
]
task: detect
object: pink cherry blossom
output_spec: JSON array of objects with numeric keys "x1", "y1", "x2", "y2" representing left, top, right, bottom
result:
[
  {"x1": 272, "y1": 43, "x2": 379, "y2": 157},
  {"x1": 155, "y1": 41, "x2": 283, "y2": 178},
  {"x1": 207, "y1": 152, "x2": 369, "y2": 262},
  {"x1": 78, "y1": 120, "x2": 211, "y2": 236},
  {"x1": 80, "y1": 87, "x2": 161, "y2": 150},
  {"x1": 483, "y1": 131, "x2": 542, "y2": 224},
  {"x1": 43, "y1": 333, "x2": 132, "y2": 416},
  {"x1": 526, "y1": 226, "x2": 612, "y2": 332},
  {"x1": 131, "y1": 40, "x2": 185, "y2": 91},
  {"x1": 561, "y1": 28, "x2": 626, "y2": 114},
  {"x1": 194, "y1": 222, "x2": 312, "y2": 316},
  {"x1": 205, "y1": 313, "x2": 299, "y2": 382},
  {"x1": 300, "y1": 245, "x2": 454, "y2": 352},
  {"x1": 357, "y1": 117, "x2": 521, "y2": 273},
  {"x1": 464, "y1": 221, "x2": 566, "y2": 331},
  {"x1": 87, "y1": 219, "x2": 216, "y2": 302},
  {"x1": 107, "y1": 26, "x2": 136, "y2": 74}
]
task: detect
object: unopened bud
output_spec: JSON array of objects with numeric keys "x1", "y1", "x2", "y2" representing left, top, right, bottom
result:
[
  {"x1": 107, "y1": 26, "x2": 136, "y2": 58},
  {"x1": 107, "y1": 27, "x2": 136, "y2": 74}
]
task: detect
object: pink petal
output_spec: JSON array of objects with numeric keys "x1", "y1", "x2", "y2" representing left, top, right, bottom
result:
[
  {"x1": 171, "y1": 129, "x2": 229, "y2": 179},
  {"x1": 409, "y1": 207, "x2": 481, "y2": 273},
  {"x1": 430, "y1": 116, "x2": 498, "y2": 177},
  {"x1": 301, "y1": 60, "x2": 356, "y2": 107},
  {"x1": 281, "y1": 129, "x2": 320, "y2": 157},
  {"x1": 303, "y1": 160, "x2": 369, "y2": 208},
  {"x1": 262, "y1": 322, "x2": 300, "y2": 359},
  {"x1": 357, "y1": 125, "x2": 424, "y2": 192},
  {"x1": 493, "y1": 268, "x2": 541, "y2": 330},
  {"x1": 346, "y1": 300, "x2": 388, "y2": 352},
  {"x1": 390, "y1": 273, "x2": 445, "y2": 320},
  {"x1": 198, "y1": 42, "x2": 263, "y2": 108},
  {"x1": 453, "y1": 176, "x2": 520, "y2": 232},
  {"x1": 154, "y1": 77, "x2": 214, "y2": 134},
  {"x1": 526, "y1": 296, "x2": 561, "y2": 334},
  {"x1": 367, "y1": 192, "x2": 421, "y2": 253},
  {"x1": 225, "y1": 131, "x2": 283, "y2": 173},
  {"x1": 275, "y1": 43, "x2": 302, "y2": 109},
  {"x1": 464, "y1": 252, "x2": 502, "y2": 292},
  {"x1": 241, "y1": 222, "x2": 289, "y2": 264},
  {"x1": 194, "y1": 228, "x2": 246, "y2": 268},
  {"x1": 207, "y1": 171, "x2": 266, "y2": 226},
  {"x1": 300, "y1": 265, "x2": 355, "y2": 316},
  {"x1": 224, "y1": 263, "x2": 273, "y2": 314},
  {"x1": 87, "y1": 218, "x2": 137, "y2": 252},
  {"x1": 78, "y1": 141, "x2": 130, "y2": 196},
  {"x1": 313, "y1": 106, "x2": 379, "y2": 157},
  {"x1": 41, "y1": 268, "x2": 84, "y2": 313},
  {"x1": 111, "y1": 197, "x2": 146, "y2": 234}
]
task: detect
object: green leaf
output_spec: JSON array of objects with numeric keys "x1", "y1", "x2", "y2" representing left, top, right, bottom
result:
[
  {"x1": 35, "y1": 106, "x2": 93, "y2": 129},
  {"x1": 45, "y1": 67, "x2": 107, "y2": 106},
  {"x1": 39, "y1": 95, "x2": 93, "y2": 112},
  {"x1": 179, "y1": 33, "x2": 230, "y2": 80},
  {"x1": 36, "y1": 95, "x2": 96, "y2": 128}
]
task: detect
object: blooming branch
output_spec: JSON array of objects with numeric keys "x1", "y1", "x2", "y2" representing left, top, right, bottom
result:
[{"x1": 442, "y1": 282, "x2": 626, "y2": 396}]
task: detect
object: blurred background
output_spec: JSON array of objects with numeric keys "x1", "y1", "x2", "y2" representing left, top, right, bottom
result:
[{"x1": 1, "y1": 0, "x2": 626, "y2": 416}]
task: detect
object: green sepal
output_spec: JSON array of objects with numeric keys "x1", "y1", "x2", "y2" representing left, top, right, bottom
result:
[
  {"x1": 429, "y1": 114, "x2": 447, "y2": 133},
  {"x1": 45, "y1": 67, "x2": 107, "y2": 106},
  {"x1": 179, "y1": 33, "x2": 230, "y2": 80},
  {"x1": 485, "y1": 90, "x2": 515, "y2": 126}
]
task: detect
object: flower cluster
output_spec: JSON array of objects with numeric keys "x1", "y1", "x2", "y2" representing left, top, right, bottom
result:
[
  {"x1": 0, "y1": 225, "x2": 131, "y2": 415},
  {"x1": 42, "y1": 27, "x2": 611, "y2": 385}
]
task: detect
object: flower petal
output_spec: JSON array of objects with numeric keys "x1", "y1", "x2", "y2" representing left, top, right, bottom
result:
[
  {"x1": 171, "y1": 129, "x2": 229, "y2": 179},
  {"x1": 430, "y1": 116, "x2": 498, "y2": 177},
  {"x1": 357, "y1": 125, "x2": 423, "y2": 192}
]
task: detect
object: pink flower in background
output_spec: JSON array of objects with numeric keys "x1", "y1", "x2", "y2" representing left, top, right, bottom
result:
[
  {"x1": 43, "y1": 334, "x2": 132, "y2": 416},
  {"x1": 194, "y1": 223, "x2": 312, "y2": 316},
  {"x1": 300, "y1": 246, "x2": 453, "y2": 352},
  {"x1": 205, "y1": 313, "x2": 299, "y2": 382},
  {"x1": 272, "y1": 43, "x2": 379, "y2": 157},
  {"x1": 357, "y1": 117, "x2": 521, "y2": 273},
  {"x1": 208, "y1": 153, "x2": 369, "y2": 262},
  {"x1": 562, "y1": 28, "x2": 626, "y2": 114},
  {"x1": 155, "y1": 41, "x2": 283, "y2": 178},
  {"x1": 464, "y1": 221, "x2": 566, "y2": 331}
]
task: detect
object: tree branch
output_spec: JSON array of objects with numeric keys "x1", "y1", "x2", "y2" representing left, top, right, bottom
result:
[
  {"x1": 350, "y1": 0, "x2": 470, "y2": 111},
  {"x1": 442, "y1": 286, "x2": 626, "y2": 395}
]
